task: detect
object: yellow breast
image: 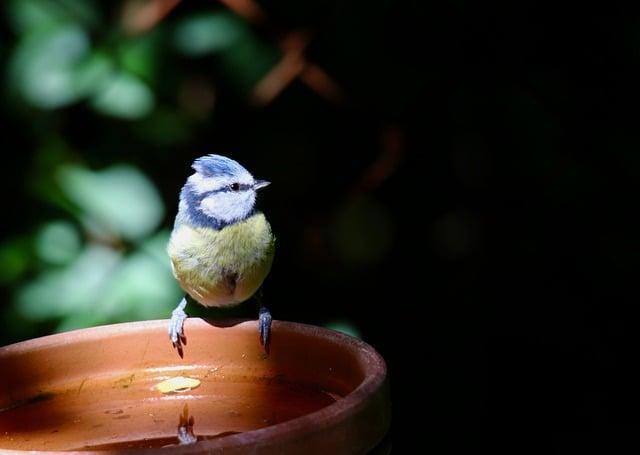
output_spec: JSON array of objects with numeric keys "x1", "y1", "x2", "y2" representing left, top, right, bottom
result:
[{"x1": 167, "y1": 213, "x2": 275, "y2": 307}]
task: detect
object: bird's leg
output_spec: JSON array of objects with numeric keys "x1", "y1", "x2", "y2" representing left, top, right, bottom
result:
[
  {"x1": 255, "y1": 289, "x2": 272, "y2": 354},
  {"x1": 259, "y1": 306, "x2": 272, "y2": 354},
  {"x1": 168, "y1": 296, "x2": 188, "y2": 353}
]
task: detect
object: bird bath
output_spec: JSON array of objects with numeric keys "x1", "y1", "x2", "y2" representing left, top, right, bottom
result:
[{"x1": 0, "y1": 319, "x2": 389, "y2": 454}]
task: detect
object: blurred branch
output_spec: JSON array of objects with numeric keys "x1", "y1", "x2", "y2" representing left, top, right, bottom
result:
[
  {"x1": 120, "y1": 0, "x2": 345, "y2": 104},
  {"x1": 215, "y1": 0, "x2": 345, "y2": 106},
  {"x1": 251, "y1": 29, "x2": 345, "y2": 105},
  {"x1": 299, "y1": 63, "x2": 344, "y2": 105},
  {"x1": 251, "y1": 48, "x2": 305, "y2": 105},
  {"x1": 218, "y1": 0, "x2": 266, "y2": 24},
  {"x1": 121, "y1": 0, "x2": 181, "y2": 35},
  {"x1": 352, "y1": 125, "x2": 404, "y2": 194},
  {"x1": 251, "y1": 31, "x2": 309, "y2": 105}
]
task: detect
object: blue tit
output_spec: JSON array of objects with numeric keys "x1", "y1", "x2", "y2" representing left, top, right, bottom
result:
[{"x1": 167, "y1": 154, "x2": 275, "y2": 354}]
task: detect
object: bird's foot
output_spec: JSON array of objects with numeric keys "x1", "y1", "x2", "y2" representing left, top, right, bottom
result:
[
  {"x1": 259, "y1": 306, "x2": 272, "y2": 355},
  {"x1": 169, "y1": 297, "x2": 188, "y2": 355}
]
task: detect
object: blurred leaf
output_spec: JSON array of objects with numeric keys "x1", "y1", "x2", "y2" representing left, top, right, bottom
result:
[
  {"x1": 91, "y1": 71, "x2": 154, "y2": 119},
  {"x1": 329, "y1": 196, "x2": 393, "y2": 266},
  {"x1": 218, "y1": 33, "x2": 280, "y2": 94},
  {"x1": 133, "y1": 109, "x2": 190, "y2": 146},
  {"x1": 139, "y1": 229, "x2": 173, "y2": 265},
  {"x1": 118, "y1": 31, "x2": 161, "y2": 81},
  {"x1": 324, "y1": 320, "x2": 362, "y2": 339},
  {"x1": 7, "y1": 0, "x2": 99, "y2": 34},
  {"x1": 28, "y1": 138, "x2": 82, "y2": 215},
  {"x1": 17, "y1": 244, "x2": 121, "y2": 320},
  {"x1": 56, "y1": 231, "x2": 180, "y2": 331},
  {"x1": 6, "y1": 0, "x2": 60, "y2": 33},
  {"x1": 55, "y1": 311, "x2": 108, "y2": 333},
  {"x1": 57, "y1": 164, "x2": 164, "y2": 241},
  {"x1": 100, "y1": 231, "x2": 182, "y2": 322},
  {"x1": 173, "y1": 12, "x2": 244, "y2": 56},
  {"x1": 74, "y1": 51, "x2": 114, "y2": 94},
  {"x1": 10, "y1": 24, "x2": 92, "y2": 109},
  {"x1": 0, "y1": 238, "x2": 32, "y2": 285},
  {"x1": 35, "y1": 220, "x2": 81, "y2": 265}
]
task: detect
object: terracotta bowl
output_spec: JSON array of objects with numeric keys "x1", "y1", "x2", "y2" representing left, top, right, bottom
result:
[{"x1": 0, "y1": 319, "x2": 390, "y2": 454}]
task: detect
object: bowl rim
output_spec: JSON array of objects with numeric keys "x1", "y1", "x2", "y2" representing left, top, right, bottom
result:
[{"x1": 0, "y1": 319, "x2": 389, "y2": 454}]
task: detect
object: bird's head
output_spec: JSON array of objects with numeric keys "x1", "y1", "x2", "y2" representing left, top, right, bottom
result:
[{"x1": 180, "y1": 154, "x2": 270, "y2": 228}]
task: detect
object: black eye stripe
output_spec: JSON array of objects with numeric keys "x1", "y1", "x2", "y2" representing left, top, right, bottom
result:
[{"x1": 199, "y1": 183, "x2": 252, "y2": 197}]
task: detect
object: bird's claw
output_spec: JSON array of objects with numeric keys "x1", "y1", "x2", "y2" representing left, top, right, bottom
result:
[
  {"x1": 168, "y1": 298, "x2": 188, "y2": 355},
  {"x1": 168, "y1": 310, "x2": 187, "y2": 347},
  {"x1": 259, "y1": 306, "x2": 272, "y2": 355}
]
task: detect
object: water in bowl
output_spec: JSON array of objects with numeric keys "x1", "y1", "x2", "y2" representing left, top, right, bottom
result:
[{"x1": 0, "y1": 367, "x2": 338, "y2": 451}]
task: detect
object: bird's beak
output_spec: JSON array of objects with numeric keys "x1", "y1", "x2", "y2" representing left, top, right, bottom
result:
[{"x1": 253, "y1": 179, "x2": 271, "y2": 190}]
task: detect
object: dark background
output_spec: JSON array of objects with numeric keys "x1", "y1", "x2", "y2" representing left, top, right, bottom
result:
[{"x1": 1, "y1": 1, "x2": 639, "y2": 452}]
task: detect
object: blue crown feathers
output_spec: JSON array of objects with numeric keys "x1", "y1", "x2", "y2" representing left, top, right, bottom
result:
[{"x1": 192, "y1": 154, "x2": 248, "y2": 177}]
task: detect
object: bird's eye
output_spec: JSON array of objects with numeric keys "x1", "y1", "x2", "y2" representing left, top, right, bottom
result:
[{"x1": 230, "y1": 183, "x2": 240, "y2": 191}]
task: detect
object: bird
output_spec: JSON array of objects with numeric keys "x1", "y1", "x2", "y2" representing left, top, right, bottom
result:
[{"x1": 167, "y1": 154, "x2": 275, "y2": 354}]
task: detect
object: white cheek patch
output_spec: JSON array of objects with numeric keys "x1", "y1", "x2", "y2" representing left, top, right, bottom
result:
[
  {"x1": 188, "y1": 171, "x2": 255, "y2": 194},
  {"x1": 200, "y1": 191, "x2": 256, "y2": 223}
]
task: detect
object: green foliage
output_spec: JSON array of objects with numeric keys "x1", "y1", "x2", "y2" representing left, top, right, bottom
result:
[
  {"x1": 9, "y1": 24, "x2": 93, "y2": 109},
  {"x1": 10, "y1": 162, "x2": 181, "y2": 334},
  {"x1": 1, "y1": 0, "x2": 288, "y2": 343},
  {"x1": 118, "y1": 31, "x2": 162, "y2": 81},
  {"x1": 324, "y1": 320, "x2": 362, "y2": 339},
  {"x1": 0, "y1": 238, "x2": 31, "y2": 285},
  {"x1": 217, "y1": 33, "x2": 280, "y2": 95},
  {"x1": 0, "y1": 0, "x2": 374, "y2": 345},
  {"x1": 6, "y1": 1, "x2": 280, "y2": 117},
  {"x1": 16, "y1": 232, "x2": 182, "y2": 332},
  {"x1": 101, "y1": 232, "x2": 181, "y2": 324},
  {"x1": 90, "y1": 71, "x2": 155, "y2": 119},
  {"x1": 57, "y1": 164, "x2": 164, "y2": 241},
  {"x1": 17, "y1": 244, "x2": 122, "y2": 321},
  {"x1": 35, "y1": 221, "x2": 81, "y2": 265},
  {"x1": 134, "y1": 109, "x2": 191, "y2": 146},
  {"x1": 6, "y1": 0, "x2": 156, "y2": 119},
  {"x1": 173, "y1": 12, "x2": 245, "y2": 56},
  {"x1": 172, "y1": 11, "x2": 279, "y2": 94},
  {"x1": 7, "y1": 0, "x2": 99, "y2": 34}
]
